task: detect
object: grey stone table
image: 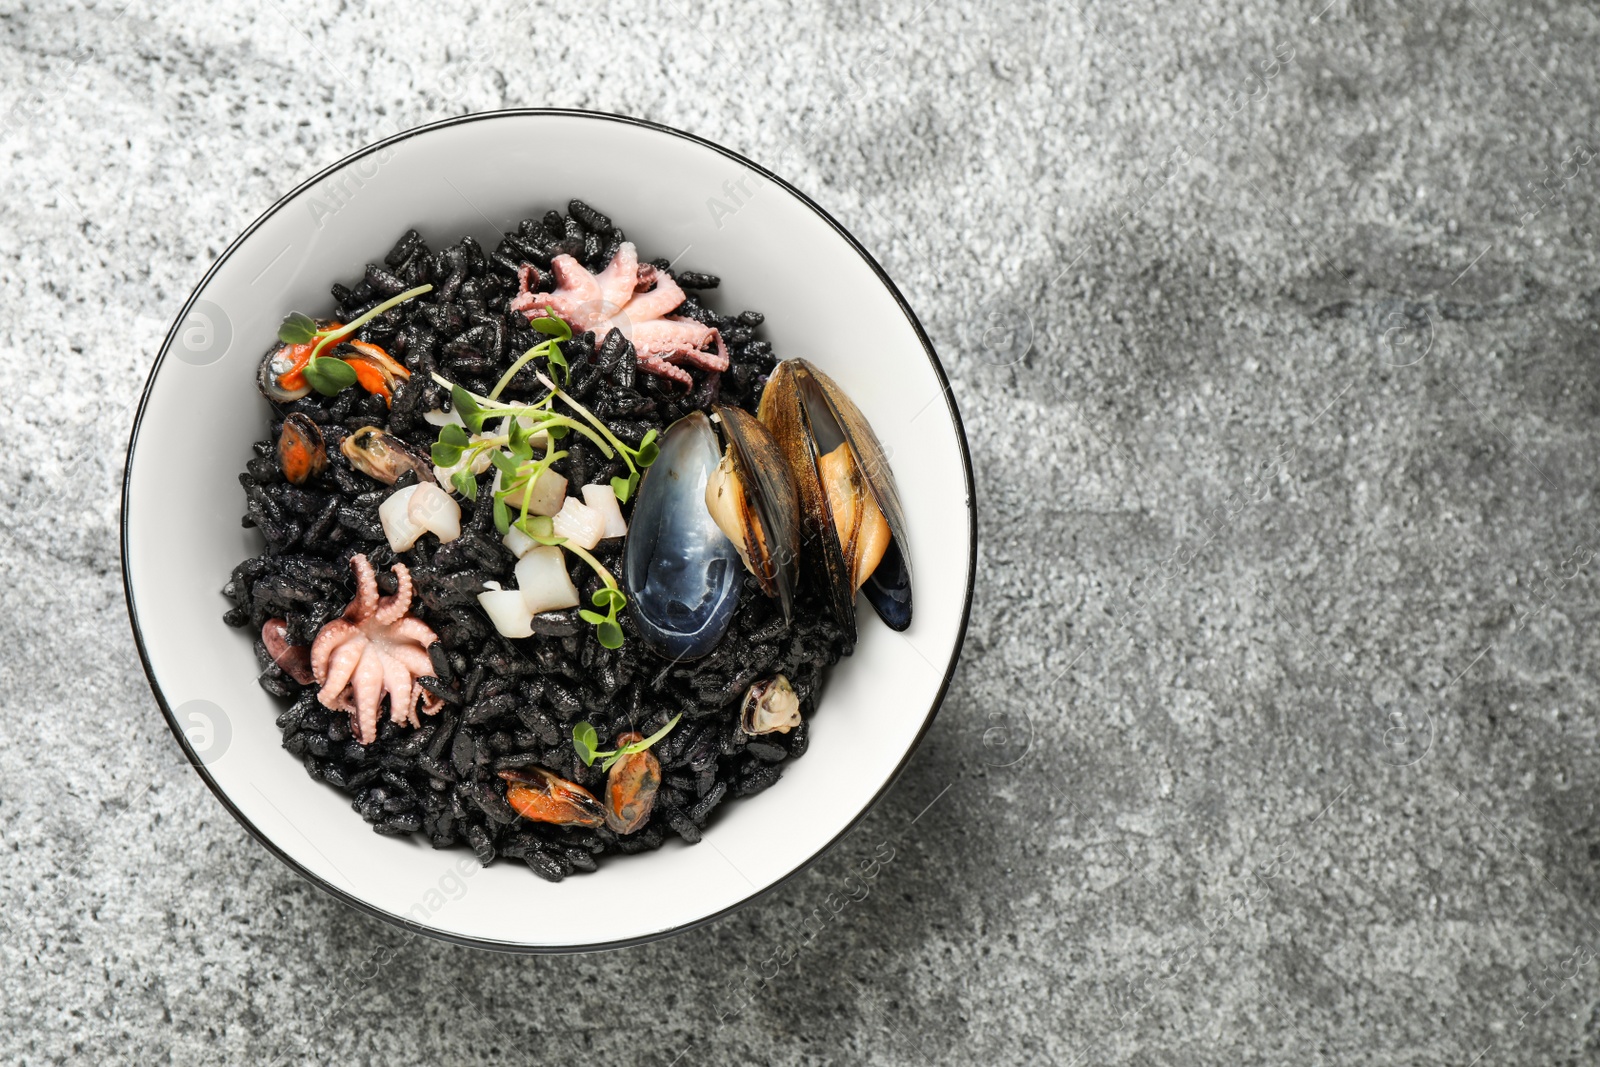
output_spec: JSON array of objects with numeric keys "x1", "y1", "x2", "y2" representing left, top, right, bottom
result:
[{"x1": 4, "y1": 0, "x2": 1598, "y2": 1063}]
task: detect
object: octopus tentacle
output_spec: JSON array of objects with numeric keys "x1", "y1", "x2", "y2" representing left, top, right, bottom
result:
[
  {"x1": 388, "y1": 644, "x2": 437, "y2": 678},
  {"x1": 636, "y1": 352, "x2": 693, "y2": 386},
  {"x1": 374, "y1": 562, "x2": 414, "y2": 625},
  {"x1": 624, "y1": 271, "x2": 686, "y2": 322},
  {"x1": 382, "y1": 654, "x2": 418, "y2": 729},
  {"x1": 665, "y1": 344, "x2": 730, "y2": 373},
  {"x1": 412, "y1": 683, "x2": 444, "y2": 720},
  {"x1": 310, "y1": 619, "x2": 357, "y2": 680},
  {"x1": 386, "y1": 617, "x2": 438, "y2": 646},
  {"x1": 594, "y1": 241, "x2": 638, "y2": 314},
  {"x1": 345, "y1": 554, "x2": 379, "y2": 621},
  {"x1": 317, "y1": 634, "x2": 368, "y2": 707},
  {"x1": 349, "y1": 644, "x2": 387, "y2": 744}
]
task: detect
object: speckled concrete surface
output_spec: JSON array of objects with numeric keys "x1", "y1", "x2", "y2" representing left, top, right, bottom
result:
[{"x1": 4, "y1": 0, "x2": 1600, "y2": 1063}]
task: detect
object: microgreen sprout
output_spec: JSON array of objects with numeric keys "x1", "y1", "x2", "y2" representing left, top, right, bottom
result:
[
  {"x1": 488, "y1": 315, "x2": 572, "y2": 398},
  {"x1": 428, "y1": 343, "x2": 662, "y2": 649},
  {"x1": 275, "y1": 284, "x2": 433, "y2": 397},
  {"x1": 571, "y1": 714, "x2": 682, "y2": 771}
]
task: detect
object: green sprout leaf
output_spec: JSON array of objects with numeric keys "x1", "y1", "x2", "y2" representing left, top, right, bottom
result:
[
  {"x1": 547, "y1": 343, "x2": 570, "y2": 386},
  {"x1": 302, "y1": 356, "x2": 358, "y2": 396},
  {"x1": 431, "y1": 422, "x2": 470, "y2": 467},
  {"x1": 578, "y1": 608, "x2": 608, "y2": 626},
  {"x1": 278, "y1": 312, "x2": 317, "y2": 345},
  {"x1": 530, "y1": 316, "x2": 571, "y2": 340},
  {"x1": 488, "y1": 450, "x2": 520, "y2": 477},
  {"x1": 451, "y1": 385, "x2": 485, "y2": 433},
  {"x1": 595, "y1": 619, "x2": 625, "y2": 650},
  {"x1": 507, "y1": 418, "x2": 534, "y2": 464},
  {"x1": 636, "y1": 434, "x2": 660, "y2": 468},
  {"x1": 450, "y1": 468, "x2": 478, "y2": 500},
  {"x1": 592, "y1": 587, "x2": 626, "y2": 612},
  {"x1": 492, "y1": 494, "x2": 511, "y2": 534},
  {"x1": 572, "y1": 722, "x2": 599, "y2": 766}
]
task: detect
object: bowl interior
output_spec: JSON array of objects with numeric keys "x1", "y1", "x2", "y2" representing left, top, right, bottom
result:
[{"x1": 124, "y1": 111, "x2": 972, "y2": 949}]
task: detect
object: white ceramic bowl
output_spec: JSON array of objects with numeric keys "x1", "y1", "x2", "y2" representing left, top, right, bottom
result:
[{"x1": 122, "y1": 110, "x2": 973, "y2": 951}]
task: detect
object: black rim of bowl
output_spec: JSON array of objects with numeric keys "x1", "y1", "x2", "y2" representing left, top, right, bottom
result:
[{"x1": 121, "y1": 107, "x2": 978, "y2": 953}]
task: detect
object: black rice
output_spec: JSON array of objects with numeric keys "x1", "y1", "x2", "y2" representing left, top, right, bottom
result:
[{"x1": 225, "y1": 201, "x2": 852, "y2": 880}]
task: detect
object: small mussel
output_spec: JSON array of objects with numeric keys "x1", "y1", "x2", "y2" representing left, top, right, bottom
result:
[
  {"x1": 499, "y1": 767, "x2": 606, "y2": 828},
  {"x1": 604, "y1": 732, "x2": 662, "y2": 834},
  {"x1": 277, "y1": 412, "x2": 327, "y2": 485},
  {"x1": 335, "y1": 340, "x2": 409, "y2": 406},
  {"x1": 742, "y1": 675, "x2": 801, "y2": 735},
  {"x1": 340, "y1": 425, "x2": 435, "y2": 485},
  {"x1": 757, "y1": 359, "x2": 912, "y2": 635},
  {"x1": 624, "y1": 410, "x2": 800, "y2": 660},
  {"x1": 256, "y1": 319, "x2": 341, "y2": 403},
  {"x1": 259, "y1": 341, "x2": 315, "y2": 402}
]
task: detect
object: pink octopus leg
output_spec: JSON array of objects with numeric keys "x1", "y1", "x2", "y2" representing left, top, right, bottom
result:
[
  {"x1": 523, "y1": 254, "x2": 606, "y2": 331},
  {"x1": 594, "y1": 241, "x2": 639, "y2": 314},
  {"x1": 348, "y1": 644, "x2": 388, "y2": 744},
  {"x1": 344, "y1": 554, "x2": 379, "y2": 621},
  {"x1": 386, "y1": 617, "x2": 438, "y2": 647},
  {"x1": 636, "y1": 353, "x2": 693, "y2": 385},
  {"x1": 632, "y1": 320, "x2": 730, "y2": 374},
  {"x1": 382, "y1": 654, "x2": 420, "y2": 729},
  {"x1": 310, "y1": 619, "x2": 357, "y2": 681},
  {"x1": 624, "y1": 272, "x2": 687, "y2": 321},
  {"x1": 316, "y1": 634, "x2": 368, "y2": 709},
  {"x1": 374, "y1": 562, "x2": 414, "y2": 625},
  {"x1": 507, "y1": 263, "x2": 544, "y2": 315}
]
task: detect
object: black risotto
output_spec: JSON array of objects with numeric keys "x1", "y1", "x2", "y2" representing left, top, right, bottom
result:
[{"x1": 223, "y1": 201, "x2": 852, "y2": 881}]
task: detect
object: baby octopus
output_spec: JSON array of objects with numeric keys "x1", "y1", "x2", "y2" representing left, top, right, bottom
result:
[
  {"x1": 510, "y1": 242, "x2": 729, "y2": 386},
  {"x1": 310, "y1": 553, "x2": 442, "y2": 745}
]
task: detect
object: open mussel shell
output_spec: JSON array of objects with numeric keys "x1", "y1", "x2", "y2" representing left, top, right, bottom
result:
[
  {"x1": 626, "y1": 410, "x2": 803, "y2": 660},
  {"x1": 707, "y1": 405, "x2": 800, "y2": 624},
  {"x1": 624, "y1": 412, "x2": 745, "y2": 660},
  {"x1": 340, "y1": 425, "x2": 435, "y2": 485},
  {"x1": 757, "y1": 358, "x2": 913, "y2": 635},
  {"x1": 258, "y1": 342, "x2": 312, "y2": 402}
]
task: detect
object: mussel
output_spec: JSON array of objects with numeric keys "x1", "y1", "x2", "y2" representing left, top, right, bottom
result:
[
  {"x1": 258, "y1": 341, "x2": 315, "y2": 403},
  {"x1": 742, "y1": 675, "x2": 801, "y2": 735},
  {"x1": 703, "y1": 405, "x2": 801, "y2": 620},
  {"x1": 277, "y1": 412, "x2": 327, "y2": 485},
  {"x1": 604, "y1": 732, "x2": 662, "y2": 834},
  {"x1": 335, "y1": 340, "x2": 409, "y2": 405},
  {"x1": 341, "y1": 425, "x2": 435, "y2": 485},
  {"x1": 499, "y1": 767, "x2": 606, "y2": 828},
  {"x1": 257, "y1": 319, "x2": 342, "y2": 403},
  {"x1": 624, "y1": 409, "x2": 799, "y2": 660},
  {"x1": 757, "y1": 359, "x2": 912, "y2": 634},
  {"x1": 256, "y1": 328, "x2": 408, "y2": 406}
]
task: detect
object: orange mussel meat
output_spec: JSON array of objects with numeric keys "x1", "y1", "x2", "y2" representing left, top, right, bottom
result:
[
  {"x1": 604, "y1": 732, "x2": 662, "y2": 834},
  {"x1": 277, "y1": 412, "x2": 327, "y2": 485},
  {"x1": 499, "y1": 767, "x2": 606, "y2": 828}
]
